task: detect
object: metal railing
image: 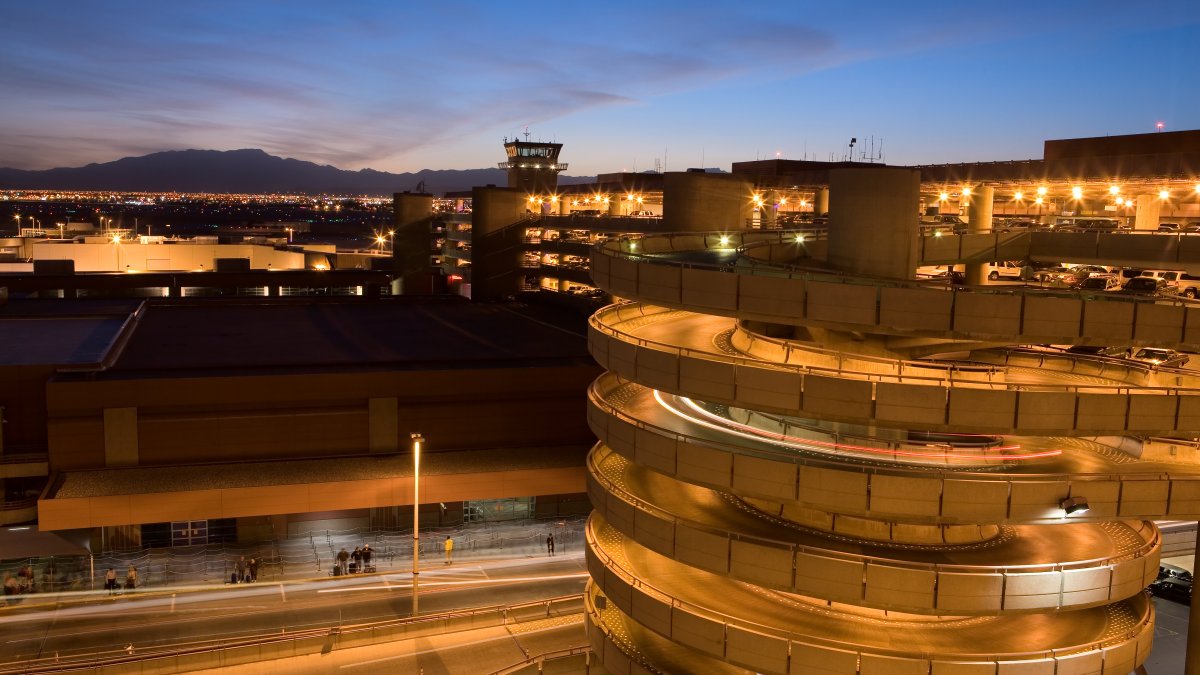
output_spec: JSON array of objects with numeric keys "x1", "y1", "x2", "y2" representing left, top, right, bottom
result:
[{"x1": 0, "y1": 593, "x2": 585, "y2": 674}]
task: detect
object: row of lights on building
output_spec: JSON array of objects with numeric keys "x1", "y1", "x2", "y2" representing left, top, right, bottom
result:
[{"x1": 937, "y1": 184, "x2": 1200, "y2": 204}]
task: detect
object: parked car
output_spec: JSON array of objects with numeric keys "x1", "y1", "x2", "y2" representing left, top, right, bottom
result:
[
  {"x1": 1075, "y1": 275, "x2": 1121, "y2": 292},
  {"x1": 987, "y1": 261, "x2": 1027, "y2": 281},
  {"x1": 1160, "y1": 222, "x2": 1181, "y2": 232},
  {"x1": 1069, "y1": 265, "x2": 1110, "y2": 279},
  {"x1": 1032, "y1": 265, "x2": 1080, "y2": 285},
  {"x1": 1120, "y1": 276, "x2": 1175, "y2": 296},
  {"x1": 1141, "y1": 270, "x2": 1183, "y2": 291},
  {"x1": 1175, "y1": 273, "x2": 1200, "y2": 299},
  {"x1": 1159, "y1": 564, "x2": 1193, "y2": 582},
  {"x1": 1130, "y1": 347, "x2": 1190, "y2": 369},
  {"x1": 1149, "y1": 575, "x2": 1192, "y2": 604}
]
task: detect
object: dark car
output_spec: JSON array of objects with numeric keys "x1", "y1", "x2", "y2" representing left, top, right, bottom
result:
[
  {"x1": 1159, "y1": 222, "x2": 1181, "y2": 232},
  {"x1": 1159, "y1": 564, "x2": 1193, "y2": 582},
  {"x1": 1066, "y1": 345, "x2": 1130, "y2": 358},
  {"x1": 1120, "y1": 276, "x2": 1173, "y2": 296},
  {"x1": 1149, "y1": 576, "x2": 1192, "y2": 604}
]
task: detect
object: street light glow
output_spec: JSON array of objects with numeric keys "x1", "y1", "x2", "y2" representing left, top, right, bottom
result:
[
  {"x1": 1159, "y1": 189, "x2": 1170, "y2": 200},
  {"x1": 1013, "y1": 191, "x2": 1024, "y2": 201},
  {"x1": 1109, "y1": 185, "x2": 1120, "y2": 195},
  {"x1": 1071, "y1": 186, "x2": 1083, "y2": 199},
  {"x1": 1037, "y1": 186, "x2": 1048, "y2": 196}
]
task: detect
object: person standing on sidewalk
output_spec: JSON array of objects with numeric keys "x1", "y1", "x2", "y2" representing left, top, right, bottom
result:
[
  {"x1": 443, "y1": 536, "x2": 453, "y2": 565},
  {"x1": 105, "y1": 568, "x2": 117, "y2": 595},
  {"x1": 235, "y1": 556, "x2": 247, "y2": 583},
  {"x1": 336, "y1": 548, "x2": 350, "y2": 576},
  {"x1": 248, "y1": 557, "x2": 259, "y2": 582},
  {"x1": 362, "y1": 544, "x2": 373, "y2": 572},
  {"x1": 546, "y1": 533, "x2": 555, "y2": 557},
  {"x1": 125, "y1": 565, "x2": 137, "y2": 590}
]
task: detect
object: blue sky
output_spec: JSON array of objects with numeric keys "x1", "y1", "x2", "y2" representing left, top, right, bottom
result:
[{"x1": 1, "y1": 1, "x2": 1197, "y2": 175}]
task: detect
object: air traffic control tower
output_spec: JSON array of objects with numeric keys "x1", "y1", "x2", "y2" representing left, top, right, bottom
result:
[{"x1": 499, "y1": 136, "x2": 566, "y2": 195}]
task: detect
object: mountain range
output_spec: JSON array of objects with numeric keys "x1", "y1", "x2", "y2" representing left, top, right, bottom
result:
[{"x1": 0, "y1": 149, "x2": 597, "y2": 195}]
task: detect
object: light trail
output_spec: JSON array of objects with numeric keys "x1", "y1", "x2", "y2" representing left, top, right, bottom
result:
[{"x1": 653, "y1": 390, "x2": 1061, "y2": 462}]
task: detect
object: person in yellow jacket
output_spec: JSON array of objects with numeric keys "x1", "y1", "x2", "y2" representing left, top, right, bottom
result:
[{"x1": 443, "y1": 536, "x2": 453, "y2": 565}]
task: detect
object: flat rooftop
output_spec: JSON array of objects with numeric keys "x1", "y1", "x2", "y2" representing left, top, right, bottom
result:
[
  {"x1": 0, "y1": 300, "x2": 140, "y2": 366},
  {"x1": 108, "y1": 298, "x2": 591, "y2": 373}
]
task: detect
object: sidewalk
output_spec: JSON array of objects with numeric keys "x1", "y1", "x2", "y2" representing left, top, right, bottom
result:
[{"x1": 1, "y1": 517, "x2": 585, "y2": 612}]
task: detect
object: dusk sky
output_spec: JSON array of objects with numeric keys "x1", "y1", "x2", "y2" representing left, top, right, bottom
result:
[{"x1": 1, "y1": 1, "x2": 1197, "y2": 176}]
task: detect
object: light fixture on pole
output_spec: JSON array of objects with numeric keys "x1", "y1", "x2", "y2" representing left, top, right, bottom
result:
[{"x1": 410, "y1": 432, "x2": 424, "y2": 616}]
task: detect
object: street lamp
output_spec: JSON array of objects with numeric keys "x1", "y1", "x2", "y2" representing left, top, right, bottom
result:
[{"x1": 410, "y1": 432, "x2": 423, "y2": 616}]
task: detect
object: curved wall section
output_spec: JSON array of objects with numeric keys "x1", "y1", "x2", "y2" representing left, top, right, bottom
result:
[{"x1": 592, "y1": 239, "x2": 1200, "y2": 350}]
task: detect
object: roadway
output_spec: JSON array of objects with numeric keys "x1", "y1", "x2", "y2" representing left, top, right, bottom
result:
[
  {"x1": 591, "y1": 444, "x2": 1154, "y2": 573},
  {"x1": 589, "y1": 517, "x2": 1152, "y2": 659},
  {"x1": 0, "y1": 553, "x2": 588, "y2": 669}
]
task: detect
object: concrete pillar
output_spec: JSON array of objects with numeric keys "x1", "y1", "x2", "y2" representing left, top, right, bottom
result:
[
  {"x1": 607, "y1": 198, "x2": 621, "y2": 217},
  {"x1": 393, "y1": 192, "x2": 436, "y2": 294},
  {"x1": 662, "y1": 172, "x2": 755, "y2": 232},
  {"x1": 762, "y1": 191, "x2": 778, "y2": 229},
  {"x1": 368, "y1": 397, "x2": 399, "y2": 453},
  {"x1": 827, "y1": 168, "x2": 920, "y2": 280},
  {"x1": 1134, "y1": 194, "x2": 1162, "y2": 231},
  {"x1": 814, "y1": 189, "x2": 830, "y2": 216},
  {"x1": 558, "y1": 197, "x2": 570, "y2": 215},
  {"x1": 103, "y1": 407, "x2": 139, "y2": 467},
  {"x1": 965, "y1": 185, "x2": 994, "y2": 285}
]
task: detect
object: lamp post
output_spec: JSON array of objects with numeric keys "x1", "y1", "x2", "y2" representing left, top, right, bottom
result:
[{"x1": 410, "y1": 433, "x2": 423, "y2": 616}]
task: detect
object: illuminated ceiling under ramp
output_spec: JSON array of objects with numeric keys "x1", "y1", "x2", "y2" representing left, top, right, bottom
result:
[{"x1": 575, "y1": 230, "x2": 1200, "y2": 673}]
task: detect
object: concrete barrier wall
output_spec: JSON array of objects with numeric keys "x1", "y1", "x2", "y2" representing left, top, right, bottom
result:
[
  {"x1": 587, "y1": 460, "x2": 1160, "y2": 613},
  {"x1": 586, "y1": 541, "x2": 1155, "y2": 675},
  {"x1": 588, "y1": 389, "x2": 1200, "y2": 523},
  {"x1": 592, "y1": 246, "x2": 1200, "y2": 352},
  {"x1": 590, "y1": 313, "x2": 1200, "y2": 436}
]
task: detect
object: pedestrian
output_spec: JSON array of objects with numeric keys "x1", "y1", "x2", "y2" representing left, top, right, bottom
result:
[
  {"x1": 4, "y1": 572, "x2": 17, "y2": 602},
  {"x1": 443, "y1": 536, "x2": 453, "y2": 565},
  {"x1": 125, "y1": 565, "x2": 137, "y2": 590},
  {"x1": 235, "y1": 556, "x2": 247, "y2": 583},
  {"x1": 351, "y1": 547, "x2": 363, "y2": 574},
  {"x1": 547, "y1": 533, "x2": 555, "y2": 557},
  {"x1": 105, "y1": 568, "x2": 117, "y2": 595},
  {"x1": 362, "y1": 544, "x2": 373, "y2": 572},
  {"x1": 336, "y1": 548, "x2": 350, "y2": 576},
  {"x1": 248, "y1": 557, "x2": 259, "y2": 582}
]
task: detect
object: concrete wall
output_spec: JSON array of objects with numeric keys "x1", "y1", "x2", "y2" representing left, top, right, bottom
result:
[
  {"x1": 827, "y1": 168, "x2": 920, "y2": 279},
  {"x1": 587, "y1": 379, "x2": 1200, "y2": 523},
  {"x1": 46, "y1": 364, "x2": 601, "y2": 471},
  {"x1": 662, "y1": 172, "x2": 754, "y2": 233}
]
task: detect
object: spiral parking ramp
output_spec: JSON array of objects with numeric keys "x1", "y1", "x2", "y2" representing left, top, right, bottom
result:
[{"x1": 578, "y1": 230, "x2": 1200, "y2": 674}]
